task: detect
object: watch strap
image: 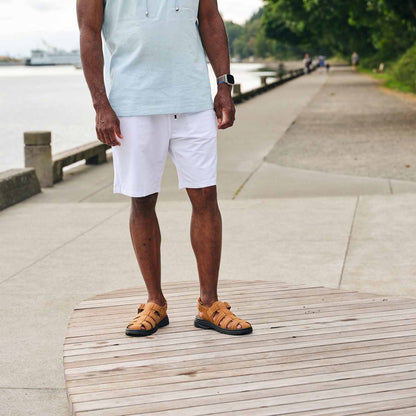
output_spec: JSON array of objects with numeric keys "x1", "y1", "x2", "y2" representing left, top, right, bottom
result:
[{"x1": 217, "y1": 74, "x2": 234, "y2": 85}]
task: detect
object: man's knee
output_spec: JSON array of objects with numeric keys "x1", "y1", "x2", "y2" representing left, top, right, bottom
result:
[
  {"x1": 131, "y1": 192, "x2": 158, "y2": 216},
  {"x1": 187, "y1": 185, "x2": 218, "y2": 213}
]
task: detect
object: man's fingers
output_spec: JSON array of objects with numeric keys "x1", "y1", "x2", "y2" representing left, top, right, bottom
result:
[
  {"x1": 101, "y1": 129, "x2": 111, "y2": 146},
  {"x1": 115, "y1": 120, "x2": 123, "y2": 139},
  {"x1": 97, "y1": 125, "x2": 121, "y2": 146},
  {"x1": 108, "y1": 128, "x2": 121, "y2": 146},
  {"x1": 112, "y1": 129, "x2": 121, "y2": 146},
  {"x1": 218, "y1": 108, "x2": 235, "y2": 129},
  {"x1": 104, "y1": 128, "x2": 118, "y2": 146},
  {"x1": 215, "y1": 106, "x2": 222, "y2": 125},
  {"x1": 96, "y1": 127, "x2": 108, "y2": 145},
  {"x1": 95, "y1": 127, "x2": 102, "y2": 143},
  {"x1": 222, "y1": 110, "x2": 230, "y2": 125}
]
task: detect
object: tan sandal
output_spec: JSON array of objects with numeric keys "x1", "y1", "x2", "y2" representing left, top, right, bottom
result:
[
  {"x1": 125, "y1": 301, "x2": 169, "y2": 337},
  {"x1": 194, "y1": 297, "x2": 252, "y2": 335}
]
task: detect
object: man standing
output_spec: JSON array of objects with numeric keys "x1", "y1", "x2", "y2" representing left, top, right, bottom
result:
[{"x1": 76, "y1": 0, "x2": 252, "y2": 336}]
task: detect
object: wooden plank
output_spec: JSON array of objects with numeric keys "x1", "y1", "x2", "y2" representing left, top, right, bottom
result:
[
  {"x1": 64, "y1": 306, "x2": 416, "y2": 350},
  {"x1": 67, "y1": 360, "x2": 416, "y2": 396},
  {"x1": 71, "y1": 371, "x2": 416, "y2": 410},
  {"x1": 65, "y1": 297, "x2": 416, "y2": 337},
  {"x1": 64, "y1": 316, "x2": 416, "y2": 358},
  {"x1": 74, "y1": 384, "x2": 416, "y2": 415},
  {"x1": 65, "y1": 339, "x2": 416, "y2": 385},
  {"x1": 63, "y1": 304, "x2": 416, "y2": 346},
  {"x1": 64, "y1": 326, "x2": 416, "y2": 371},
  {"x1": 65, "y1": 338, "x2": 416, "y2": 385},
  {"x1": 69, "y1": 364, "x2": 416, "y2": 403},
  {"x1": 64, "y1": 320, "x2": 416, "y2": 363},
  {"x1": 64, "y1": 310, "x2": 416, "y2": 343},
  {"x1": 63, "y1": 280, "x2": 416, "y2": 415},
  {"x1": 221, "y1": 396, "x2": 416, "y2": 415},
  {"x1": 67, "y1": 292, "x2": 385, "y2": 324}
]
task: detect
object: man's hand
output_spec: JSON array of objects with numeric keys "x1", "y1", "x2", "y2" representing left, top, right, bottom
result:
[
  {"x1": 214, "y1": 84, "x2": 235, "y2": 129},
  {"x1": 197, "y1": 0, "x2": 235, "y2": 130},
  {"x1": 95, "y1": 104, "x2": 123, "y2": 146}
]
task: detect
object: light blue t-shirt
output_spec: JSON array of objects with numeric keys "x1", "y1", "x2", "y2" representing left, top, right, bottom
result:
[{"x1": 102, "y1": 0, "x2": 214, "y2": 116}]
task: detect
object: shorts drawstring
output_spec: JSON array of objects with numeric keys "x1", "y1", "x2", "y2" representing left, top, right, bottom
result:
[{"x1": 145, "y1": 0, "x2": 179, "y2": 17}]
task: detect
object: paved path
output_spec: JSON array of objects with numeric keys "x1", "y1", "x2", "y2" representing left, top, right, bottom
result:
[
  {"x1": 266, "y1": 67, "x2": 416, "y2": 181},
  {"x1": 1, "y1": 68, "x2": 416, "y2": 415}
]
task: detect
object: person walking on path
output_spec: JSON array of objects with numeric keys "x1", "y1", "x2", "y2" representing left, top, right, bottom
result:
[
  {"x1": 303, "y1": 53, "x2": 312, "y2": 74},
  {"x1": 76, "y1": 0, "x2": 252, "y2": 336},
  {"x1": 351, "y1": 51, "x2": 360, "y2": 68}
]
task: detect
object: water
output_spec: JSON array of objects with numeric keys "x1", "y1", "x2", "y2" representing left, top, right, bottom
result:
[{"x1": 0, "y1": 63, "x2": 282, "y2": 172}]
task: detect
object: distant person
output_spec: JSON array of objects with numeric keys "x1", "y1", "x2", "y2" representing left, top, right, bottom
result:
[
  {"x1": 76, "y1": 0, "x2": 252, "y2": 337},
  {"x1": 303, "y1": 53, "x2": 312, "y2": 74},
  {"x1": 319, "y1": 55, "x2": 326, "y2": 73},
  {"x1": 325, "y1": 61, "x2": 331, "y2": 73},
  {"x1": 352, "y1": 51, "x2": 359, "y2": 68}
]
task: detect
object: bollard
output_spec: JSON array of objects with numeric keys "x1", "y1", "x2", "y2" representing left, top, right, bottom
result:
[
  {"x1": 233, "y1": 83, "x2": 241, "y2": 96},
  {"x1": 24, "y1": 131, "x2": 53, "y2": 188},
  {"x1": 260, "y1": 76, "x2": 268, "y2": 86}
]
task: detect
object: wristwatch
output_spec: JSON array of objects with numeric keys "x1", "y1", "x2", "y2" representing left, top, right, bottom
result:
[{"x1": 217, "y1": 74, "x2": 235, "y2": 86}]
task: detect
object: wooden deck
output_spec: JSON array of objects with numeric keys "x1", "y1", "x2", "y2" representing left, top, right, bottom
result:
[{"x1": 63, "y1": 280, "x2": 416, "y2": 415}]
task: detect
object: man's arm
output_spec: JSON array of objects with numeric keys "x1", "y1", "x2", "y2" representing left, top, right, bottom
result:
[
  {"x1": 76, "y1": 0, "x2": 122, "y2": 146},
  {"x1": 198, "y1": 0, "x2": 235, "y2": 130}
]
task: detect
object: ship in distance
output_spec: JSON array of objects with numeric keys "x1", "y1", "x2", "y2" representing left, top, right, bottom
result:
[{"x1": 25, "y1": 38, "x2": 81, "y2": 67}]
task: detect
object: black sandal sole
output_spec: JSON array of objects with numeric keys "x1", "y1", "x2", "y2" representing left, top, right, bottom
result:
[
  {"x1": 194, "y1": 316, "x2": 252, "y2": 335},
  {"x1": 125, "y1": 315, "x2": 169, "y2": 337}
]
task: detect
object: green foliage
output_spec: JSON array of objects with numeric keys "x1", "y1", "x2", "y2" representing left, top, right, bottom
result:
[
  {"x1": 263, "y1": 0, "x2": 375, "y2": 56},
  {"x1": 383, "y1": 0, "x2": 416, "y2": 23},
  {"x1": 262, "y1": 0, "x2": 416, "y2": 63},
  {"x1": 224, "y1": 21, "x2": 244, "y2": 57},
  {"x1": 358, "y1": 67, "x2": 415, "y2": 94},
  {"x1": 393, "y1": 43, "x2": 416, "y2": 92},
  {"x1": 225, "y1": 8, "x2": 304, "y2": 60}
]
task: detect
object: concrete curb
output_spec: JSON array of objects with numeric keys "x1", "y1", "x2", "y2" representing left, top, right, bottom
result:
[{"x1": 0, "y1": 168, "x2": 41, "y2": 211}]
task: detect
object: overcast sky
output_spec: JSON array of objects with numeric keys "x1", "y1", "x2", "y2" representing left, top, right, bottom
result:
[{"x1": 0, "y1": 0, "x2": 264, "y2": 57}]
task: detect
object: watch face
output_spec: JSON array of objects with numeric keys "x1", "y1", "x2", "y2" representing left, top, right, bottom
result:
[{"x1": 226, "y1": 74, "x2": 235, "y2": 84}]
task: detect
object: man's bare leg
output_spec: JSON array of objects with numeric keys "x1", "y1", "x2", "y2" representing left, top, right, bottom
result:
[
  {"x1": 186, "y1": 185, "x2": 242, "y2": 329},
  {"x1": 130, "y1": 193, "x2": 166, "y2": 328},
  {"x1": 186, "y1": 185, "x2": 221, "y2": 305}
]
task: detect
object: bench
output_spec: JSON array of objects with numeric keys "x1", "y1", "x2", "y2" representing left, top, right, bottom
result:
[{"x1": 52, "y1": 141, "x2": 110, "y2": 183}]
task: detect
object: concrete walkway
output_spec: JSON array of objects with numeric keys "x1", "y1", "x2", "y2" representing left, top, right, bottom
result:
[{"x1": 1, "y1": 67, "x2": 416, "y2": 415}]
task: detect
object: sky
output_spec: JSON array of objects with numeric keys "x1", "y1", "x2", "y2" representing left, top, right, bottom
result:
[{"x1": 0, "y1": 0, "x2": 264, "y2": 57}]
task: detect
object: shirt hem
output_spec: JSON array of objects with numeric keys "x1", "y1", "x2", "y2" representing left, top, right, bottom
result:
[{"x1": 112, "y1": 101, "x2": 215, "y2": 117}]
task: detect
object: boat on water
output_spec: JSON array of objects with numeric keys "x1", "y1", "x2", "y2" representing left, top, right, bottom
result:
[{"x1": 25, "y1": 48, "x2": 81, "y2": 67}]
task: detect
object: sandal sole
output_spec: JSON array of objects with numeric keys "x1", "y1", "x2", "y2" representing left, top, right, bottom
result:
[
  {"x1": 194, "y1": 316, "x2": 252, "y2": 335},
  {"x1": 125, "y1": 315, "x2": 169, "y2": 337}
]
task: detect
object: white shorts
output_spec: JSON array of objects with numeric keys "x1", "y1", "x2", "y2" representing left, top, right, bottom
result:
[{"x1": 112, "y1": 109, "x2": 218, "y2": 197}]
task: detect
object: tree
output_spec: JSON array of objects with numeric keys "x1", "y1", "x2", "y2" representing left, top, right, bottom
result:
[
  {"x1": 225, "y1": 7, "x2": 304, "y2": 60},
  {"x1": 262, "y1": 0, "x2": 416, "y2": 61},
  {"x1": 224, "y1": 21, "x2": 244, "y2": 57},
  {"x1": 383, "y1": 0, "x2": 416, "y2": 21}
]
